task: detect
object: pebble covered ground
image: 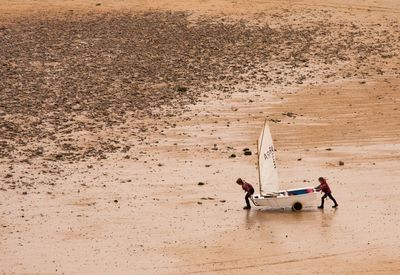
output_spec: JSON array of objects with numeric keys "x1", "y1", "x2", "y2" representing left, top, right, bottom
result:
[{"x1": 1, "y1": 11, "x2": 399, "y2": 166}]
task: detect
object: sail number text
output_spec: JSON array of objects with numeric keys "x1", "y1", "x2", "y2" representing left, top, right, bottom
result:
[{"x1": 263, "y1": 146, "x2": 277, "y2": 168}]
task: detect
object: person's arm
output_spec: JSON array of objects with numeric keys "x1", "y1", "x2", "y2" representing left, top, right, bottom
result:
[{"x1": 315, "y1": 184, "x2": 321, "y2": 191}]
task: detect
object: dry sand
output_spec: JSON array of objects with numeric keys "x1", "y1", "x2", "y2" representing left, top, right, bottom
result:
[{"x1": 0, "y1": 0, "x2": 400, "y2": 274}]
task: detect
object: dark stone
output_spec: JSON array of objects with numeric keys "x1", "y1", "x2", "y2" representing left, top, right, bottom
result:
[{"x1": 176, "y1": 86, "x2": 188, "y2": 93}]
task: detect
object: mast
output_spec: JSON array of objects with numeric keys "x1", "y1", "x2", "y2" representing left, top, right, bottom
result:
[{"x1": 257, "y1": 119, "x2": 267, "y2": 194}]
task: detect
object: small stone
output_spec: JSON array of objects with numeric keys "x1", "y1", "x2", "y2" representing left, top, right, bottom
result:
[
  {"x1": 176, "y1": 86, "x2": 188, "y2": 93},
  {"x1": 270, "y1": 119, "x2": 281, "y2": 123},
  {"x1": 220, "y1": 200, "x2": 226, "y2": 203},
  {"x1": 197, "y1": 201, "x2": 202, "y2": 205},
  {"x1": 5, "y1": 174, "x2": 12, "y2": 178},
  {"x1": 244, "y1": 150, "x2": 252, "y2": 156},
  {"x1": 339, "y1": 161, "x2": 344, "y2": 166},
  {"x1": 198, "y1": 182, "x2": 205, "y2": 186},
  {"x1": 22, "y1": 191, "x2": 27, "y2": 195},
  {"x1": 114, "y1": 199, "x2": 118, "y2": 203},
  {"x1": 284, "y1": 112, "x2": 295, "y2": 117},
  {"x1": 229, "y1": 154, "x2": 236, "y2": 158},
  {"x1": 55, "y1": 154, "x2": 64, "y2": 160},
  {"x1": 297, "y1": 158, "x2": 302, "y2": 161}
]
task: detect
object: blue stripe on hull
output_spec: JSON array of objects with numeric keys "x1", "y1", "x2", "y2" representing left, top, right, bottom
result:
[{"x1": 287, "y1": 188, "x2": 314, "y2": 196}]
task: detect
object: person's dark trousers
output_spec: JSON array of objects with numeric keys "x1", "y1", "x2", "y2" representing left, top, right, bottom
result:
[
  {"x1": 321, "y1": 192, "x2": 338, "y2": 207},
  {"x1": 245, "y1": 189, "x2": 255, "y2": 208}
]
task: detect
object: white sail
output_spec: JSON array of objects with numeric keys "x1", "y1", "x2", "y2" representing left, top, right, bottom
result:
[{"x1": 258, "y1": 121, "x2": 279, "y2": 194}]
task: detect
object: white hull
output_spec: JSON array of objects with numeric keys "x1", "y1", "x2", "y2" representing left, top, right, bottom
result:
[{"x1": 251, "y1": 187, "x2": 318, "y2": 210}]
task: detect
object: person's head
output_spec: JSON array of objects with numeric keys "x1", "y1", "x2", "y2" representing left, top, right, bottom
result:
[
  {"x1": 236, "y1": 178, "x2": 243, "y2": 185},
  {"x1": 318, "y1": 177, "x2": 326, "y2": 184}
]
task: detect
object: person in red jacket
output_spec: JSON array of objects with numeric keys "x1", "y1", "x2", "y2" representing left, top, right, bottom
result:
[
  {"x1": 315, "y1": 177, "x2": 338, "y2": 209},
  {"x1": 236, "y1": 178, "x2": 255, "y2": 210}
]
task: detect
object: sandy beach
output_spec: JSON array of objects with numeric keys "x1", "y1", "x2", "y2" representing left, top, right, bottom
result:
[{"x1": 1, "y1": 1, "x2": 400, "y2": 274}]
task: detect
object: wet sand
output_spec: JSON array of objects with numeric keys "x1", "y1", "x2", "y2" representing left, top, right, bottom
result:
[{"x1": 0, "y1": 1, "x2": 400, "y2": 274}]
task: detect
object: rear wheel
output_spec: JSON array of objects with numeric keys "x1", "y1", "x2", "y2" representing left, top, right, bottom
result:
[{"x1": 292, "y1": 202, "x2": 303, "y2": 211}]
